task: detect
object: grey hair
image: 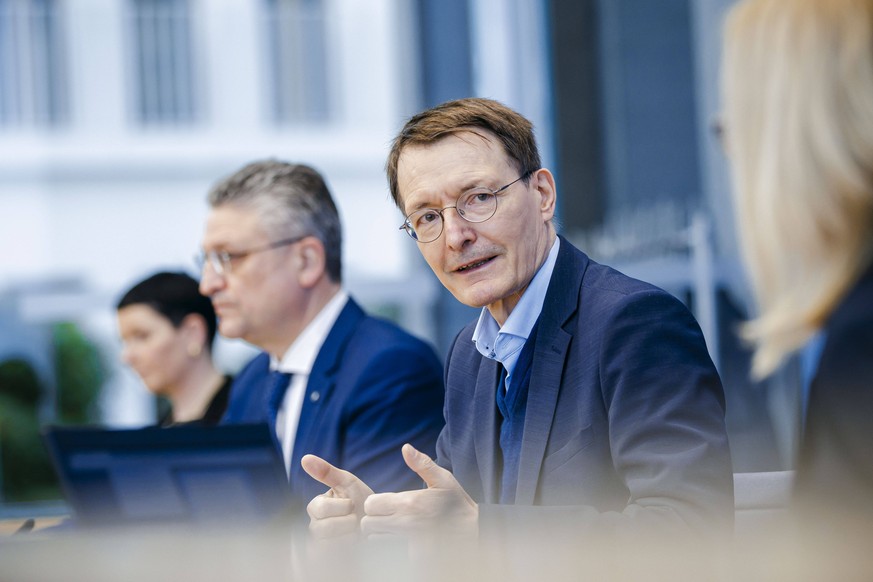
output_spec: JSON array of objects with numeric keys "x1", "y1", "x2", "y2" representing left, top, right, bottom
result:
[{"x1": 207, "y1": 160, "x2": 343, "y2": 282}]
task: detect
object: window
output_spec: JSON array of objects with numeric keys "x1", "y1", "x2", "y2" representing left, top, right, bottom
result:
[
  {"x1": 128, "y1": 0, "x2": 197, "y2": 126},
  {"x1": 263, "y1": 0, "x2": 330, "y2": 124},
  {"x1": 0, "y1": 0, "x2": 67, "y2": 128}
]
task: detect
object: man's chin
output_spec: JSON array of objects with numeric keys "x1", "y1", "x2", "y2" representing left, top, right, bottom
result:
[
  {"x1": 446, "y1": 284, "x2": 497, "y2": 310},
  {"x1": 452, "y1": 292, "x2": 492, "y2": 310},
  {"x1": 442, "y1": 273, "x2": 503, "y2": 308},
  {"x1": 217, "y1": 321, "x2": 244, "y2": 340}
]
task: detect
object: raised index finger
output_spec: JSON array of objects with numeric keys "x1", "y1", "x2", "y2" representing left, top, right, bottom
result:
[{"x1": 301, "y1": 454, "x2": 374, "y2": 501}]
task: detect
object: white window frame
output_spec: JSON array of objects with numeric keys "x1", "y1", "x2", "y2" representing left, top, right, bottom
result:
[
  {"x1": 0, "y1": 0, "x2": 67, "y2": 128},
  {"x1": 127, "y1": 0, "x2": 198, "y2": 127},
  {"x1": 262, "y1": 0, "x2": 331, "y2": 125}
]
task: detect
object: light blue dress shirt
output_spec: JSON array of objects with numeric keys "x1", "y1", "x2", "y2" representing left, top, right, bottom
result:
[{"x1": 472, "y1": 237, "x2": 560, "y2": 395}]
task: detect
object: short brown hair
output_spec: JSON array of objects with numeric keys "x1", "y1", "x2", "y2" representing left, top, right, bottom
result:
[{"x1": 386, "y1": 98, "x2": 541, "y2": 209}]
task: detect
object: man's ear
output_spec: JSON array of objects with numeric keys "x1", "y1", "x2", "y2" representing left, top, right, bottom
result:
[
  {"x1": 531, "y1": 168, "x2": 557, "y2": 221},
  {"x1": 296, "y1": 237, "x2": 327, "y2": 288}
]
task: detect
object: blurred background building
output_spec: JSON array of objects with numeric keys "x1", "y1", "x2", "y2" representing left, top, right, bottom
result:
[{"x1": 0, "y1": 0, "x2": 801, "y2": 505}]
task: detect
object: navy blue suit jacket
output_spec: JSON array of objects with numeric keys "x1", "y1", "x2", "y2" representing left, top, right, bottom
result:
[
  {"x1": 437, "y1": 237, "x2": 733, "y2": 532},
  {"x1": 223, "y1": 298, "x2": 445, "y2": 508},
  {"x1": 794, "y1": 262, "x2": 873, "y2": 524}
]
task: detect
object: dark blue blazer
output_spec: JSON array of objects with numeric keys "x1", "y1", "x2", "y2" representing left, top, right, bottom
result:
[
  {"x1": 223, "y1": 298, "x2": 445, "y2": 508},
  {"x1": 793, "y1": 262, "x2": 873, "y2": 524},
  {"x1": 437, "y1": 237, "x2": 733, "y2": 532}
]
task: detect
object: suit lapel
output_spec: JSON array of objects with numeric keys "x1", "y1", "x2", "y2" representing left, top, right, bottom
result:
[
  {"x1": 473, "y1": 356, "x2": 501, "y2": 504},
  {"x1": 514, "y1": 327, "x2": 571, "y2": 504},
  {"x1": 514, "y1": 237, "x2": 586, "y2": 505},
  {"x1": 289, "y1": 299, "x2": 365, "y2": 485}
]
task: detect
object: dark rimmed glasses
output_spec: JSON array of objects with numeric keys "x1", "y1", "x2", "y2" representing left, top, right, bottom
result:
[{"x1": 399, "y1": 170, "x2": 533, "y2": 243}]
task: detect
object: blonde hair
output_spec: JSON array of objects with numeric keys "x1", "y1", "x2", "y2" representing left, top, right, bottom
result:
[{"x1": 722, "y1": 0, "x2": 873, "y2": 378}]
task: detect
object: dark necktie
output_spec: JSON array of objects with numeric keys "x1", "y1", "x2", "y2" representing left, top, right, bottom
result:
[
  {"x1": 494, "y1": 321, "x2": 539, "y2": 504},
  {"x1": 266, "y1": 370, "x2": 292, "y2": 436}
]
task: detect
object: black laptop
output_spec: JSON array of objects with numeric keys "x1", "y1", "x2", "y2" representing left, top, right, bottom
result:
[{"x1": 43, "y1": 424, "x2": 291, "y2": 528}]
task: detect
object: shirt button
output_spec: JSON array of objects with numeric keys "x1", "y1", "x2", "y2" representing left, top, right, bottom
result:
[{"x1": 310, "y1": 391, "x2": 321, "y2": 403}]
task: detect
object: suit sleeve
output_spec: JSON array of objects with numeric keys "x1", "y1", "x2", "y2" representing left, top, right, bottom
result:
[
  {"x1": 598, "y1": 289, "x2": 734, "y2": 530},
  {"x1": 435, "y1": 328, "x2": 465, "y2": 474}
]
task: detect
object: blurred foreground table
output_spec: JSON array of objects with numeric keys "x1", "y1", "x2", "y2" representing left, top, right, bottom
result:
[{"x1": 1, "y1": 515, "x2": 871, "y2": 582}]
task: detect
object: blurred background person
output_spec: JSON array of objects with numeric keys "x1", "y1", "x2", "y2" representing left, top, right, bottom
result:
[
  {"x1": 722, "y1": 0, "x2": 873, "y2": 530},
  {"x1": 116, "y1": 272, "x2": 231, "y2": 426},
  {"x1": 199, "y1": 160, "x2": 444, "y2": 510}
]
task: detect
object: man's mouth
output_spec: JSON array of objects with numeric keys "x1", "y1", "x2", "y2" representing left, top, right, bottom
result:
[
  {"x1": 213, "y1": 303, "x2": 233, "y2": 315},
  {"x1": 455, "y1": 257, "x2": 494, "y2": 272}
]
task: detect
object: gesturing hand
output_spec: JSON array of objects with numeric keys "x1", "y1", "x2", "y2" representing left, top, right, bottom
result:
[
  {"x1": 301, "y1": 454, "x2": 374, "y2": 540},
  {"x1": 361, "y1": 443, "x2": 478, "y2": 539}
]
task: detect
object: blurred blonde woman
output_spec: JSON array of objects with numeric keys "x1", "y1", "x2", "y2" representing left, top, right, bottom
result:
[
  {"x1": 117, "y1": 272, "x2": 232, "y2": 425},
  {"x1": 723, "y1": 0, "x2": 873, "y2": 525}
]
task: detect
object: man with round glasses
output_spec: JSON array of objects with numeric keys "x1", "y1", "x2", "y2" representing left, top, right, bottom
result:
[
  {"x1": 303, "y1": 99, "x2": 733, "y2": 543},
  {"x1": 198, "y1": 160, "x2": 444, "y2": 511}
]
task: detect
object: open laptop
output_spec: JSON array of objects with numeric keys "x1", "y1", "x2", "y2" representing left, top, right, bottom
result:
[{"x1": 43, "y1": 423, "x2": 292, "y2": 528}]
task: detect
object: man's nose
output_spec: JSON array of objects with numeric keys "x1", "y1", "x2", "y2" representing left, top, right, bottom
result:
[
  {"x1": 199, "y1": 263, "x2": 224, "y2": 296},
  {"x1": 441, "y1": 208, "x2": 474, "y2": 249}
]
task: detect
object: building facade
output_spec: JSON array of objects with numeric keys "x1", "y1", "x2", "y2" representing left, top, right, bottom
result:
[{"x1": 0, "y1": 0, "x2": 799, "y2": 472}]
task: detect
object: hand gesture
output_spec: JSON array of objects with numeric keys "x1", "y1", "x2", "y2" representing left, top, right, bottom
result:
[
  {"x1": 301, "y1": 454, "x2": 374, "y2": 540},
  {"x1": 361, "y1": 443, "x2": 478, "y2": 539}
]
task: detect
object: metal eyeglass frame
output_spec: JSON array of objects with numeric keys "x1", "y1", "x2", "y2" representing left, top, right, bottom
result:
[
  {"x1": 399, "y1": 170, "x2": 533, "y2": 243},
  {"x1": 197, "y1": 234, "x2": 309, "y2": 276}
]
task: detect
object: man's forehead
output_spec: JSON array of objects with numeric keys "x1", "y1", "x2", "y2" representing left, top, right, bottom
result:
[
  {"x1": 400, "y1": 129, "x2": 499, "y2": 163},
  {"x1": 399, "y1": 134, "x2": 515, "y2": 196},
  {"x1": 399, "y1": 131, "x2": 513, "y2": 178},
  {"x1": 203, "y1": 204, "x2": 265, "y2": 244}
]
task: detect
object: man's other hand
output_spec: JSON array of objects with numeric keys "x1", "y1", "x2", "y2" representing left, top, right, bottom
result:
[
  {"x1": 361, "y1": 443, "x2": 478, "y2": 539},
  {"x1": 301, "y1": 454, "x2": 374, "y2": 540}
]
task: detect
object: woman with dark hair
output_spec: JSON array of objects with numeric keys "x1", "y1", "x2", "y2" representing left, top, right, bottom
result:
[{"x1": 116, "y1": 272, "x2": 231, "y2": 425}]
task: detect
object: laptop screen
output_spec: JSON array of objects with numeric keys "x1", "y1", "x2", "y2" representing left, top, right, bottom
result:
[{"x1": 43, "y1": 424, "x2": 291, "y2": 528}]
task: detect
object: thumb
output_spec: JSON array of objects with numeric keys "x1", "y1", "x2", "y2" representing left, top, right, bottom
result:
[
  {"x1": 301, "y1": 454, "x2": 373, "y2": 501},
  {"x1": 402, "y1": 443, "x2": 458, "y2": 490}
]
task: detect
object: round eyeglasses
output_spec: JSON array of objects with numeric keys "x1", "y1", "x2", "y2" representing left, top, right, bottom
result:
[{"x1": 399, "y1": 171, "x2": 533, "y2": 243}]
